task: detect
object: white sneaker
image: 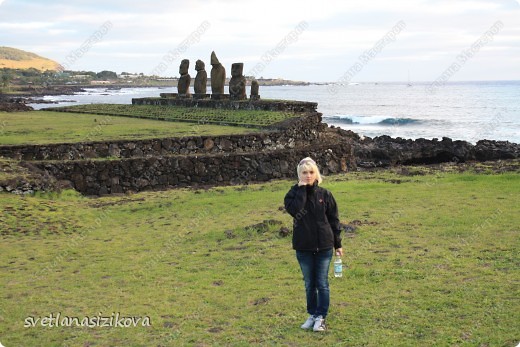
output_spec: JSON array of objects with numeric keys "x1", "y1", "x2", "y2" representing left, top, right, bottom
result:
[
  {"x1": 313, "y1": 315, "x2": 326, "y2": 332},
  {"x1": 300, "y1": 315, "x2": 316, "y2": 329}
]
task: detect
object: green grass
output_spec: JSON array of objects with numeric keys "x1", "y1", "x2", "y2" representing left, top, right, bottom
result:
[
  {"x1": 0, "y1": 169, "x2": 518, "y2": 346},
  {"x1": 0, "y1": 111, "x2": 259, "y2": 145},
  {"x1": 44, "y1": 104, "x2": 298, "y2": 127}
]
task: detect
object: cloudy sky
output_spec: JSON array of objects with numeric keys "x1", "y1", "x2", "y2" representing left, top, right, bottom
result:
[{"x1": 0, "y1": 0, "x2": 519, "y2": 82}]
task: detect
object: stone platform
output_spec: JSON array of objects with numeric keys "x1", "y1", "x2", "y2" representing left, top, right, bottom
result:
[{"x1": 132, "y1": 97, "x2": 317, "y2": 113}]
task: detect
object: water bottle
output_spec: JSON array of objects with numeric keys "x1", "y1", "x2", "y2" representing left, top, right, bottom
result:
[{"x1": 334, "y1": 253, "x2": 343, "y2": 278}]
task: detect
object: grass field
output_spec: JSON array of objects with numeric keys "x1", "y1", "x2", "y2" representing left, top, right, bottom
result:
[
  {"x1": 1, "y1": 167, "x2": 518, "y2": 346},
  {"x1": 44, "y1": 104, "x2": 298, "y2": 128},
  {"x1": 0, "y1": 111, "x2": 259, "y2": 145}
]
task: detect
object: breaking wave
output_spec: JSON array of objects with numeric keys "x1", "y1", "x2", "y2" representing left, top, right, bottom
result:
[{"x1": 324, "y1": 115, "x2": 422, "y2": 126}]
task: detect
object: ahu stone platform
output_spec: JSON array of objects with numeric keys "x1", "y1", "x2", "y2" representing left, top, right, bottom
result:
[{"x1": 132, "y1": 96, "x2": 318, "y2": 113}]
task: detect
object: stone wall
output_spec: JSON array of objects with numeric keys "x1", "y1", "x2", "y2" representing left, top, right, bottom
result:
[
  {"x1": 33, "y1": 143, "x2": 354, "y2": 195},
  {"x1": 0, "y1": 113, "x2": 324, "y2": 161},
  {"x1": 1, "y1": 108, "x2": 354, "y2": 196},
  {"x1": 132, "y1": 97, "x2": 318, "y2": 113}
]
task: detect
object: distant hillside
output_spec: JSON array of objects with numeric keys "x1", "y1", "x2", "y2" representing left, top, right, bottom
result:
[{"x1": 0, "y1": 46, "x2": 60, "y2": 71}]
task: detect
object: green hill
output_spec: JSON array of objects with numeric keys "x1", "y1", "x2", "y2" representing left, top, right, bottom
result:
[{"x1": 0, "y1": 46, "x2": 61, "y2": 71}]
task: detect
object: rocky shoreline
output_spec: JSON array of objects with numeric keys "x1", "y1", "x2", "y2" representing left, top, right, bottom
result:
[
  {"x1": 327, "y1": 127, "x2": 520, "y2": 167},
  {"x1": 0, "y1": 85, "x2": 86, "y2": 98},
  {"x1": 0, "y1": 85, "x2": 87, "y2": 111},
  {"x1": 0, "y1": 100, "x2": 34, "y2": 112}
]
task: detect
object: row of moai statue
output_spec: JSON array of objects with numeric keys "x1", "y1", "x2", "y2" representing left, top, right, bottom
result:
[{"x1": 177, "y1": 51, "x2": 260, "y2": 100}]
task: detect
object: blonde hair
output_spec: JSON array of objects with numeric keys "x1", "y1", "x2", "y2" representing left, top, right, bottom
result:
[{"x1": 297, "y1": 157, "x2": 323, "y2": 185}]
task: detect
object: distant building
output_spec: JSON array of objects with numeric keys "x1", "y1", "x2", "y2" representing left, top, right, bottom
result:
[
  {"x1": 90, "y1": 80, "x2": 112, "y2": 85},
  {"x1": 72, "y1": 74, "x2": 91, "y2": 79},
  {"x1": 118, "y1": 73, "x2": 140, "y2": 79}
]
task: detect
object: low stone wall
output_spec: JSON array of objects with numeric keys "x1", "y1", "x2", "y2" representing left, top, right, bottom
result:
[
  {"x1": 132, "y1": 97, "x2": 318, "y2": 113},
  {"x1": 33, "y1": 143, "x2": 354, "y2": 195},
  {"x1": 1, "y1": 107, "x2": 349, "y2": 196},
  {"x1": 0, "y1": 133, "x2": 295, "y2": 161},
  {"x1": 0, "y1": 113, "x2": 323, "y2": 161}
]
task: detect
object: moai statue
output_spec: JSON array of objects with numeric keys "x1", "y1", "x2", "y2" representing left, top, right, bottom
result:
[
  {"x1": 210, "y1": 51, "x2": 226, "y2": 96},
  {"x1": 177, "y1": 59, "x2": 191, "y2": 96},
  {"x1": 229, "y1": 63, "x2": 246, "y2": 100},
  {"x1": 194, "y1": 59, "x2": 208, "y2": 95},
  {"x1": 250, "y1": 79, "x2": 260, "y2": 100}
]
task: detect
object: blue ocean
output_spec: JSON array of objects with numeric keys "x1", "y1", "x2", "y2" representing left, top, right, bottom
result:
[{"x1": 31, "y1": 81, "x2": 520, "y2": 144}]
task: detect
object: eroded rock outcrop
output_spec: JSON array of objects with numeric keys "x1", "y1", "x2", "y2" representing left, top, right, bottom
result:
[{"x1": 327, "y1": 126, "x2": 519, "y2": 167}]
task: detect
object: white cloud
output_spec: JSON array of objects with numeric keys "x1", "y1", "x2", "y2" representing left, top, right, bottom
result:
[
  {"x1": 0, "y1": 0, "x2": 518, "y2": 81},
  {"x1": 0, "y1": 21, "x2": 54, "y2": 30}
]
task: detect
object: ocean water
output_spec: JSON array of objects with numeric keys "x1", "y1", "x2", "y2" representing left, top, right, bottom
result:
[{"x1": 31, "y1": 81, "x2": 520, "y2": 144}]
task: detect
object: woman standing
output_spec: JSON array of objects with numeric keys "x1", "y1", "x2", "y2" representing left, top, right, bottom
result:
[{"x1": 284, "y1": 157, "x2": 343, "y2": 332}]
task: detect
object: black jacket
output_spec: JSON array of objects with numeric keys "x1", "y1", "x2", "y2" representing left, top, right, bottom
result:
[{"x1": 284, "y1": 182, "x2": 342, "y2": 251}]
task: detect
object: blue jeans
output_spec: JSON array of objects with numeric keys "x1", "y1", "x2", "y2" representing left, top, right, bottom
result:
[{"x1": 296, "y1": 249, "x2": 333, "y2": 318}]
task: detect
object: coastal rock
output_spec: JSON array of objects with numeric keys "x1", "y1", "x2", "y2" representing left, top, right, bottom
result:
[
  {"x1": 472, "y1": 140, "x2": 519, "y2": 161},
  {"x1": 350, "y1": 134, "x2": 518, "y2": 167},
  {"x1": 0, "y1": 101, "x2": 33, "y2": 112}
]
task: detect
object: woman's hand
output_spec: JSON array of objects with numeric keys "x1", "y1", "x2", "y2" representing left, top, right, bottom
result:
[
  {"x1": 335, "y1": 248, "x2": 344, "y2": 257},
  {"x1": 298, "y1": 180, "x2": 308, "y2": 186}
]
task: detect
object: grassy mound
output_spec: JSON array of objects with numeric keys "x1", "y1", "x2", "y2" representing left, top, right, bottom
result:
[
  {"x1": 44, "y1": 104, "x2": 298, "y2": 128},
  {"x1": 0, "y1": 167, "x2": 518, "y2": 346}
]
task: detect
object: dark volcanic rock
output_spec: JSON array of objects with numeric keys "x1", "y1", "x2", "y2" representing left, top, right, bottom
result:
[
  {"x1": 352, "y1": 135, "x2": 518, "y2": 167},
  {"x1": 0, "y1": 101, "x2": 33, "y2": 112},
  {"x1": 472, "y1": 140, "x2": 519, "y2": 161}
]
